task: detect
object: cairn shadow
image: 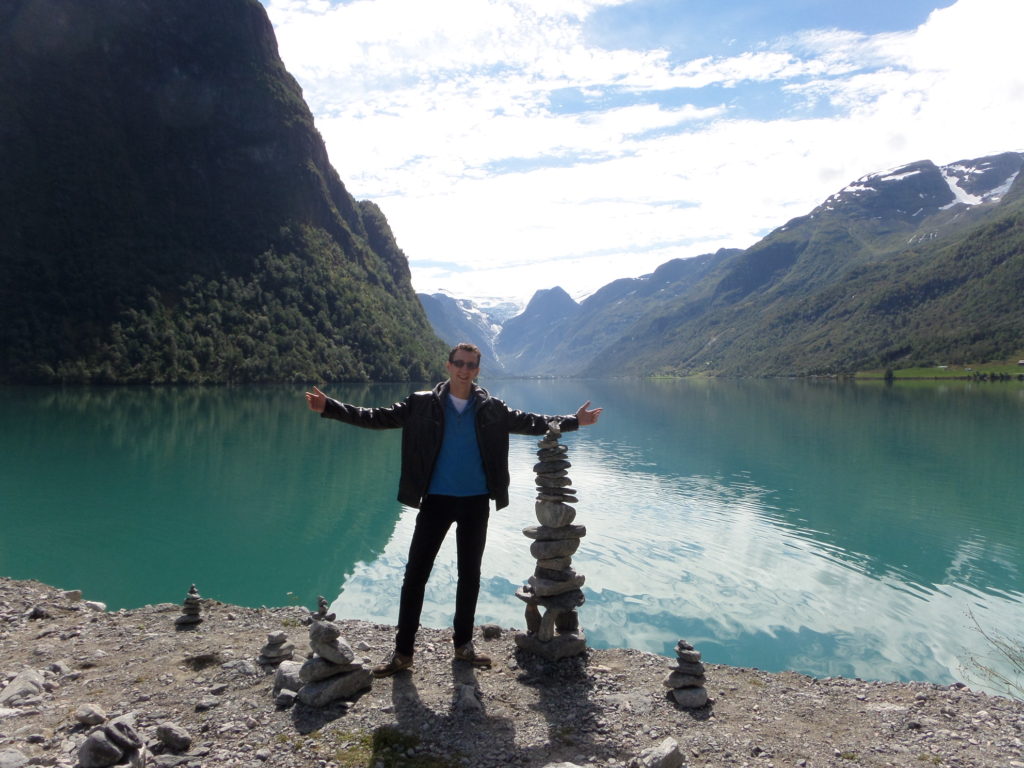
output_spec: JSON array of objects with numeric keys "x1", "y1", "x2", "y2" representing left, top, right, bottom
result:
[
  {"x1": 290, "y1": 687, "x2": 372, "y2": 735},
  {"x1": 509, "y1": 647, "x2": 611, "y2": 766}
]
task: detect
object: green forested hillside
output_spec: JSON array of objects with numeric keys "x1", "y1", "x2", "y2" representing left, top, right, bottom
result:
[
  {"x1": 0, "y1": 0, "x2": 446, "y2": 384},
  {"x1": 582, "y1": 165, "x2": 1024, "y2": 377}
]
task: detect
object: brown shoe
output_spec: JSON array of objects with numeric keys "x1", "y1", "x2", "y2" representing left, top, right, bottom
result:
[
  {"x1": 453, "y1": 643, "x2": 491, "y2": 667},
  {"x1": 372, "y1": 651, "x2": 413, "y2": 678}
]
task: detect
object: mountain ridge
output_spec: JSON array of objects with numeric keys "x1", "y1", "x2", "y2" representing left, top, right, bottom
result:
[{"x1": 431, "y1": 152, "x2": 1023, "y2": 377}]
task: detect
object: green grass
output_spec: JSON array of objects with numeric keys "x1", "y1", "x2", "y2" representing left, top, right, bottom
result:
[
  {"x1": 857, "y1": 358, "x2": 1024, "y2": 379},
  {"x1": 318, "y1": 727, "x2": 459, "y2": 768}
]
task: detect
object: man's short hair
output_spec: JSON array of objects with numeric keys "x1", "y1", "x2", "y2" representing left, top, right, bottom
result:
[{"x1": 449, "y1": 342, "x2": 481, "y2": 363}]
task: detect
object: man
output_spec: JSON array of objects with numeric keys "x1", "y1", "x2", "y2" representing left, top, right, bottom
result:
[{"x1": 305, "y1": 342, "x2": 602, "y2": 677}]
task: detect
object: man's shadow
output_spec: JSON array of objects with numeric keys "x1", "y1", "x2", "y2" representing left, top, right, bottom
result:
[{"x1": 384, "y1": 663, "x2": 523, "y2": 763}]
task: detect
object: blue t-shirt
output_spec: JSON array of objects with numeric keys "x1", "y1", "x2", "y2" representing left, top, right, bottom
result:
[{"x1": 427, "y1": 393, "x2": 489, "y2": 497}]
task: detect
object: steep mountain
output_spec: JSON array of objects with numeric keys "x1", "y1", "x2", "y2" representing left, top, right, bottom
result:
[
  {"x1": 494, "y1": 287, "x2": 580, "y2": 373},
  {"x1": 493, "y1": 249, "x2": 739, "y2": 376},
  {"x1": 0, "y1": 0, "x2": 446, "y2": 384},
  {"x1": 417, "y1": 291, "x2": 508, "y2": 375},
  {"x1": 585, "y1": 152, "x2": 1024, "y2": 376}
]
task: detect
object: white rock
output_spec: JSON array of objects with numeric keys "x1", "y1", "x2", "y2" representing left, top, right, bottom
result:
[
  {"x1": 640, "y1": 736, "x2": 683, "y2": 768},
  {"x1": 0, "y1": 670, "x2": 45, "y2": 707},
  {"x1": 74, "y1": 703, "x2": 107, "y2": 726},
  {"x1": 297, "y1": 668, "x2": 372, "y2": 707},
  {"x1": 156, "y1": 722, "x2": 192, "y2": 753},
  {"x1": 0, "y1": 748, "x2": 28, "y2": 768}
]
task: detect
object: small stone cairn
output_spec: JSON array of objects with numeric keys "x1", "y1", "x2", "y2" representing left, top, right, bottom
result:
[
  {"x1": 514, "y1": 420, "x2": 587, "y2": 660},
  {"x1": 258, "y1": 630, "x2": 295, "y2": 666},
  {"x1": 291, "y1": 597, "x2": 372, "y2": 707},
  {"x1": 173, "y1": 584, "x2": 203, "y2": 628},
  {"x1": 663, "y1": 639, "x2": 708, "y2": 708},
  {"x1": 77, "y1": 715, "x2": 146, "y2": 768}
]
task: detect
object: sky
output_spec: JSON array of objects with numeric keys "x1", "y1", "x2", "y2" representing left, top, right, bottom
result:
[{"x1": 261, "y1": 0, "x2": 1024, "y2": 305}]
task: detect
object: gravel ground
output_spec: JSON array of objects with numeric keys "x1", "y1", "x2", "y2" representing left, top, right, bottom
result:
[{"x1": 2, "y1": 578, "x2": 1023, "y2": 768}]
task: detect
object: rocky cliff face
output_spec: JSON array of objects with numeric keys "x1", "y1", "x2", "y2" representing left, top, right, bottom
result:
[{"x1": 0, "y1": 0, "x2": 445, "y2": 383}]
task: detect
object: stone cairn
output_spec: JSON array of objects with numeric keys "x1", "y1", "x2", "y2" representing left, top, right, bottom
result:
[
  {"x1": 663, "y1": 639, "x2": 708, "y2": 708},
  {"x1": 77, "y1": 715, "x2": 146, "y2": 768},
  {"x1": 293, "y1": 597, "x2": 372, "y2": 707},
  {"x1": 258, "y1": 630, "x2": 295, "y2": 666},
  {"x1": 173, "y1": 584, "x2": 203, "y2": 629},
  {"x1": 514, "y1": 420, "x2": 587, "y2": 660}
]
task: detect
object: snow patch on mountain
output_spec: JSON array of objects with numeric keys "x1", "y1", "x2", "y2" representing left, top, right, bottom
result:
[{"x1": 940, "y1": 168, "x2": 985, "y2": 208}]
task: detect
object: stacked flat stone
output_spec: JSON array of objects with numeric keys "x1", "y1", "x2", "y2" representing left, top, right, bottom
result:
[
  {"x1": 663, "y1": 639, "x2": 708, "y2": 708},
  {"x1": 77, "y1": 715, "x2": 145, "y2": 768},
  {"x1": 310, "y1": 595, "x2": 335, "y2": 623},
  {"x1": 295, "y1": 604, "x2": 372, "y2": 707},
  {"x1": 173, "y1": 584, "x2": 203, "y2": 628},
  {"x1": 514, "y1": 420, "x2": 587, "y2": 660},
  {"x1": 258, "y1": 630, "x2": 295, "y2": 665}
]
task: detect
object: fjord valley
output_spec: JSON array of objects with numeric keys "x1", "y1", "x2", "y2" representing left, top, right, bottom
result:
[
  {"x1": 0, "y1": 0, "x2": 445, "y2": 385},
  {"x1": 2, "y1": 0, "x2": 1022, "y2": 384},
  {"x1": 424, "y1": 153, "x2": 1024, "y2": 379}
]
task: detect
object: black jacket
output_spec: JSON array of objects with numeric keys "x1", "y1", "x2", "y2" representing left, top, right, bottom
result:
[{"x1": 321, "y1": 381, "x2": 579, "y2": 509}]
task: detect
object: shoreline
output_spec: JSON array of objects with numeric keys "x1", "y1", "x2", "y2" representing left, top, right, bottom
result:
[{"x1": 2, "y1": 577, "x2": 1023, "y2": 768}]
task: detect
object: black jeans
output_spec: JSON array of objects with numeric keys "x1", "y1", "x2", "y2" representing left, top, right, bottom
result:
[{"x1": 394, "y1": 494, "x2": 490, "y2": 656}]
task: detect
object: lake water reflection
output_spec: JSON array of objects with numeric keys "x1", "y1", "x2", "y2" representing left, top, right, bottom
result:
[{"x1": 1, "y1": 379, "x2": 1021, "y2": 692}]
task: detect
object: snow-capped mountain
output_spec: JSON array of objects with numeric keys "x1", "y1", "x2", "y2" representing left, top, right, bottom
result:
[
  {"x1": 819, "y1": 152, "x2": 1022, "y2": 219},
  {"x1": 416, "y1": 291, "x2": 524, "y2": 374}
]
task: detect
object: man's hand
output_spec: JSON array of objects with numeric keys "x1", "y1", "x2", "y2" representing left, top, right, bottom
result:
[
  {"x1": 575, "y1": 400, "x2": 602, "y2": 426},
  {"x1": 305, "y1": 385, "x2": 327, "y2": 413}
]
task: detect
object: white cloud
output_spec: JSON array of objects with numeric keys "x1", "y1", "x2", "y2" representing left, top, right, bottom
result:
[{"x1": 263, "y1": 0, "x2": 1024, "y2": 302}]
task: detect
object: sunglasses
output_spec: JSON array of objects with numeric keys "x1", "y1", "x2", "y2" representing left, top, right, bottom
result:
[{"x1": 449, "y1": 359, "x2": 479, "y2": 369}]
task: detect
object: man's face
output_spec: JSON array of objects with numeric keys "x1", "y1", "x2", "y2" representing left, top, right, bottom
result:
[{"x1": 446, "y1": 349, "x2": 481, "y2": 384}]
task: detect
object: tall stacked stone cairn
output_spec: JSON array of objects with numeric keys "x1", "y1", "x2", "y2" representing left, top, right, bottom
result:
[
  {"x1": 173, "y1": 584, "x2": 203, "y2": 628},
  {"x1": 514, "y1": 420, "x2": 588, "y2": 660},
  {"x1": 295, "y1": 597, "x2": 373, "y2": 707},
  {"x1": 664, "y1": 639, "x2": 709, "y2": 708}
]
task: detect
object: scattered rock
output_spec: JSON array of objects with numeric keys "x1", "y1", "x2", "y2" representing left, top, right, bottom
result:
[
  {"x1": 155, "y1": 721, "x2": 192, "y2": 753},
  {"x1": 637, "y1": 736, "x2": 683, "y2": 768},
  {"x1": 74, "y1": 703, "x2": 107, "y2": 726},
  {"x1": 0, "y1": 670, "x2": 44, "y2": 707},
  {"x1": 1, "y1": 577, "x2": 1022, "y2": 768}
]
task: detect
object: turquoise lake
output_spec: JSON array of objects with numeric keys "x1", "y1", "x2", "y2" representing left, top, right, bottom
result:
[{"x1": 2, "y1": 379, "x2": 1022, "y2": 693}]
